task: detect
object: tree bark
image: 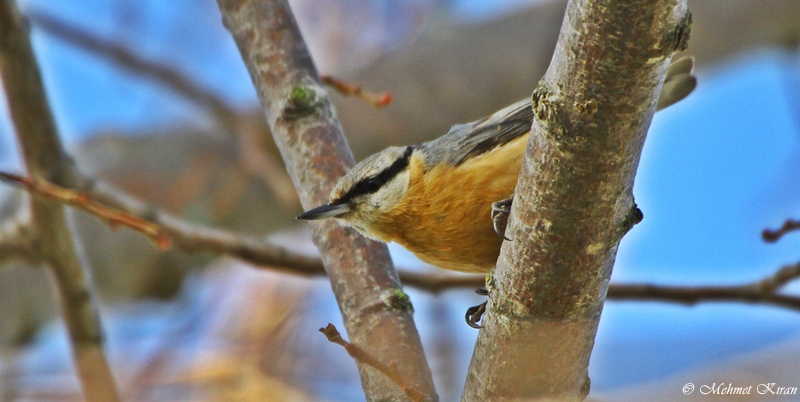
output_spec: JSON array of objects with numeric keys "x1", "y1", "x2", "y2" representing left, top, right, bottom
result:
[
  {"x1": 0, "y1": 1, "x2": 120, "y2": 401},
  {"x1": 215, "y1": 0, "x2": 437, "y2": 400},
  {"x1": 462, "y1": 0, "x2": 691, "y2": 401}
]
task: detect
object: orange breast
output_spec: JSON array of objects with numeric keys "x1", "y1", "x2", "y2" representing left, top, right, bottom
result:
[{"x1": 380, "y1": 133, "x2": 529, "y2": 273}]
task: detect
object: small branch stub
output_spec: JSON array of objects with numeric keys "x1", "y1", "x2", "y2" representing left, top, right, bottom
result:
[
  {"x1": 763, "y1": 218, "x2": 800, "y2": 243},
  {"x1": 321, "y1": 75, "x2": 393, "y2": 108},
  {"x1": 319, "y1": 324, "x2": 427, "y2": 402}
]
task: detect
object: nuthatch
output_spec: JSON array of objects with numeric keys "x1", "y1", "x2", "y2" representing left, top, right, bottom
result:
[{"x1": 298, "y1": 57, "x2": 696, "y2": 274}]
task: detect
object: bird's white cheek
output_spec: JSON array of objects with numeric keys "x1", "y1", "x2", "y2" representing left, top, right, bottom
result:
[
  {"x1": 337, "y1": 216, "x2": 384, "y2": 242},
  {"x1": 373, "y1": 171, "x2": 410, "y2": 211}
]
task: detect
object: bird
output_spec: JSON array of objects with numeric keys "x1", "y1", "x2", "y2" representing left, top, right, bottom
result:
[
  {"x1": 298, "y1": 100, "x2": 532, "y2": 273},
  {"x1": 298, "y1": 56, "x2": 696, "y2": 275},
  {"x1": 298, "y1": 57, "x2": 695, "y2": 327}
]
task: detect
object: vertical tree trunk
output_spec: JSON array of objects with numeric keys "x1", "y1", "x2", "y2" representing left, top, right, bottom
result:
[
  {"x1": 463, "y1": 0, "x2": 691, "y2": 400},
  {"x1": 0, "y1": 1, "x2": 120, "y2": 401},
  {"x1": 216, "y1": 1, "x2": 438, "y2": 400}
]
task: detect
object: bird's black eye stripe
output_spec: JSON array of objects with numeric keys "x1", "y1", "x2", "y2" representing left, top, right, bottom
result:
[{"x1": 338, "y1": 146, "x2": 414, "y2": 203}]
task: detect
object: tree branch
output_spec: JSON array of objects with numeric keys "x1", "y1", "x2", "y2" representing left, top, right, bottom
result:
[
  {"x1": 215, "y1": 0, "x2": 437, "y2": 400},
  {"x1": 0, "y1": 1, "x2": 120, "y2": 401},
  {"x1": 320, "y1": 75, "x2": 393, "y2": 108},
  {"x1": 0, "y1": 168, "x2": 357, "y2": 278},
  {"x1": 763, "y1": 218, "x2": 800, "y2": 243},
  {"x1": 77, "y1": 173, "x2": 326, "y2": 275},
  {"x1": 0, "y1": 172, "x2": 172, "y2": 250},
  {"x1": 609, "y1": 285, "x2": 800, "y2": 310},
  {"x1": 8, "y1": 169, "x2": 800, "y2": 316},
  {"x1": 1, "y1": 167, "x2": 477, "y2": 287},
  {"x1": 463, "y1": 0, "x2": 692, "y2": 400},
  {"x1": 609, "y1": 261, "x2": 800, "y2": 310},
  {"x1": 320, "y1": 324, "x2": 426, "y2": 402},
  {"x1": 1, "y1": 168, "x2": 484, "y2": 290}
]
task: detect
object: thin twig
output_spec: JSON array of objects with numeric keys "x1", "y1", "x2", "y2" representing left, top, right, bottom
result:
[
  {"x1": 77, "y1": 173, "x2": 324, "y2": 274},
  {"x1": 750, "y1": 260, "x2": 800, "y2": 293},
  {"x1": 763, "y1": 218, "x2": 800, "y2": 243},
  {"x1": 319, "y1": 324, "x2": 425, "y2": 402},
  {"x1": 7, "y1": 170, "x2": 482, "y2": 288},
  {"x1": 608, "y1": 261, "x2": 800, "y2": 311},
  {"x1": 408, "y1": 264, "x2": 800, "y2": 315},
  {"x1": 321, "y1": 75, "x2": 393, "y2": 108},
  {"x1": 609, "y1": 285, "x2": 800, "y2": 309},
  {"x1": 11, "y1": 169, "x2": 800, "y2": 314},
  {"x1": 0, "y1": 172, "x2": 172, "y2": 250},
  {"x1": 404, "y1": 266, "x2": 800, "y2": 313}
]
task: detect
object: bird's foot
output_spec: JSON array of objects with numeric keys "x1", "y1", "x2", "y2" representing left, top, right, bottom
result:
[
  {"x1": 465, "y1": 288, "x2": 489, "y2": 329},
  {"x1": 491, "y1": 196, "x2": 514, "y2": 241}
]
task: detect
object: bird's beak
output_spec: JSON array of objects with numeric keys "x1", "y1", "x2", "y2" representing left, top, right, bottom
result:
[{"x1": 296, "y1": 202, "x2": 350, "y2": 220}]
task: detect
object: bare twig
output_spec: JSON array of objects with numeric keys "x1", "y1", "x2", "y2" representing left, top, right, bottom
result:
[
  {"x1": 75, "y1": 174, "x2": 324, "y2": 274},
  {"x1": 397, "y1": 269, "x2": 800, "y2": 311},
  {"x1": 0, "y1": 1, "x2": 120, "y2": 401},
  {"x1": 10, "y1": 168, "x2": 479, "y2": 287},
  {"x1": 16, "y1": 170, "x2": 800, "y2": 316},
  {"x1": 609, "y1": 261, "x2": 800, "y2": 310},
  {"x1": 0, "y1": 172, "x2": 172, "y2": 250},
  {"x1": 763, "y1": 218, "x2": 800, "y2": 243},
  {"x1": 609, "y1": 285, "x2": 800, "y2": 310},
  {"x1": 751, "y1": 260, "x2": 800, "y2": 293},
  {"x1": 321, "y1": 75, "x2": 393, "y2": 108},
  {"x1": 12, "y1": 168, "x2": 466, "y2": 286},
  {"x1": 320, "y1": 324, "x2": 425, "y2": 402},
  {"x1": 63, "y1": 169, "x2": 470, "y2": 291}
]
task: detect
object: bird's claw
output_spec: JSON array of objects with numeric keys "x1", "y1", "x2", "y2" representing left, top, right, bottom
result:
[
  {"x1": 465, "y1": 288, "x2": 489, "y2": 329},
  {"x1": 491, "y1": 196, "x2": 514, "y2": 241}
]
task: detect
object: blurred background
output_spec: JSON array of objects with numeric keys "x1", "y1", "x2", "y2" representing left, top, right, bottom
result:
[{"x1": 1, "y1": 0, "x2": 800, "y2": 400}]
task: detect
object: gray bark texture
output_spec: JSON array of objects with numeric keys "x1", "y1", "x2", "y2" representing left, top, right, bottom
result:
[
  {"x1": 0, "y1": 1, "x2": 120, "y2": 401},
  {"x1": 462, "y1": 0, "x2": 691, "y2": 400},
  {"x1": 215, "y1": 0, "x2": 438, "y2": 400}
]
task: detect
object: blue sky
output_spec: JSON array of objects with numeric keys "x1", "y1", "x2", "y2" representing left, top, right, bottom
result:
[{"x1": 591, "y1": 49, "x2": 800, "y2": 390}]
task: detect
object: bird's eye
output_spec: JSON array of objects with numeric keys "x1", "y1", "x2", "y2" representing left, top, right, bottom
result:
[{"x1": 364, "y1": 177, "x2": 381, "y2": 192}]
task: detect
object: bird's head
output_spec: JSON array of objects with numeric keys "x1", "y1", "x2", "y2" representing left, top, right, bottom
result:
[{"x1": 296, "y1": 146, "x2": 414, "y2": 240}]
